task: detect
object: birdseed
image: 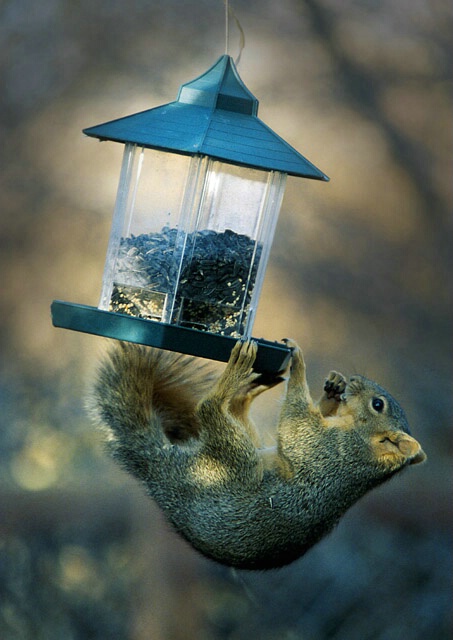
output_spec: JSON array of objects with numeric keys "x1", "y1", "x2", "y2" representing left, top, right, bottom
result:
[{"x1": 109, "y1": 227, "x2": 262, "y2": 337}]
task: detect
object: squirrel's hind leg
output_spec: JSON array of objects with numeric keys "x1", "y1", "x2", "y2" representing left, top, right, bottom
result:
[
  {"x1": 228, "y1": 368, "x2": 284, "y2": 448},
  {"x1": 280, "y1": 339, "x2": 314, "y2": 410},
  {"x1": 194, "y1": 341, "x2": 262, "y2": 477},
  {"x1": 275, "y1": 340, "x2": 324, "y2": 473}
]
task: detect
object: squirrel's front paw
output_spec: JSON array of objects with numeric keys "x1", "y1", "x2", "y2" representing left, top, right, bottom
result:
[{"x1": 324, "y1": 371, "x2": 347, "y2": 401}]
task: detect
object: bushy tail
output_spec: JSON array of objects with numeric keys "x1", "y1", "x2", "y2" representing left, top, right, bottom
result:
[{"x1": 87, "y1": 342, "x2": 216, "y2": 477}]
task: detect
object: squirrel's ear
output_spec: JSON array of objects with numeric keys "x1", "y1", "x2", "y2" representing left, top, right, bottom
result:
[{"x1": 371, "y1": 432, "x2": 426, "y2": 466}]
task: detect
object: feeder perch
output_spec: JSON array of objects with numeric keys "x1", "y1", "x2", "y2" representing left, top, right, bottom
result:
[{"x1": 51, "y1": 55, "x2": 328, "y2": 374}]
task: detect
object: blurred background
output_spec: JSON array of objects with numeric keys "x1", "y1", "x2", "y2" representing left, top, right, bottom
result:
[{"x1": 0, "y1": 0, "x2": 451, "y2": 638}]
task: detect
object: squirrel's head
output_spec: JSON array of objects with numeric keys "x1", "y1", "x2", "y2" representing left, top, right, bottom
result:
[{"x1": 337, "y1": 375, "x2": 426, "y2": 473}]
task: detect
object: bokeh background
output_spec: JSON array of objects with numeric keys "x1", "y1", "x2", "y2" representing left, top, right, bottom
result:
[{"x1": 1, "y1": 1, "x2": 451, "y2": 638}]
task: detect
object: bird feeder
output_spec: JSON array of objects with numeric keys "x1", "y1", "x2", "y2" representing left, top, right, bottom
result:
[{"x1": 51, "y1": 55, "x2": 328, "y2": 374}]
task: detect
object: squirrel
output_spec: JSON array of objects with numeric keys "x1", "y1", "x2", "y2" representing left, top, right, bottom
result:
[{"x1": 89, "y1": 339, "x2": 426, "y2": 570}]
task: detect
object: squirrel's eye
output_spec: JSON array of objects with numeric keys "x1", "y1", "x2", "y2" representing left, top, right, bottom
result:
[{"x1": 371, "y1": 397, "x2": 385, "y2": 413}]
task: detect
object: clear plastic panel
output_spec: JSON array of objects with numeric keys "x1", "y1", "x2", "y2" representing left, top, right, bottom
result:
[
  {"x1": 172, "y1": 159, "x2": 287, "y2": 337},
  {"x1": 99, "y1": 145, "x2": 194, "y2": 318}
]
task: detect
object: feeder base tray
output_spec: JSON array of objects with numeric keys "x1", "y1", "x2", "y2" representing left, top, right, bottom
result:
[{"x1": 51, "y1": 300, "x2": 292, "y2": 375}]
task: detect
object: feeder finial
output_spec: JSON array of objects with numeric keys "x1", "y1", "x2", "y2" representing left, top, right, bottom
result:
[{"x1": 177, "y1": 55, "x2": 257, "y2": 115}]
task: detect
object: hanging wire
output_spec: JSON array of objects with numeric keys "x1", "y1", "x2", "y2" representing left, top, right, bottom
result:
[
  {"x1": 224, "y1": 0, "x2": 245, "y2": 65},
  {"x1": 225, "y1": 0, "x2": 229, "y2": 55}
]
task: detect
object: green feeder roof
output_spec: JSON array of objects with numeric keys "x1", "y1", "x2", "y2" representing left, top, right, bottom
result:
[{"x1": 83, "y1": 55, "x2": 328, "y2": 180}]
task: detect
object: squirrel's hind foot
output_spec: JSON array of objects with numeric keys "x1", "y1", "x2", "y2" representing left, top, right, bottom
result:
[{"x1": 211, "y1": 340, "x2": 259, "y2": 403}]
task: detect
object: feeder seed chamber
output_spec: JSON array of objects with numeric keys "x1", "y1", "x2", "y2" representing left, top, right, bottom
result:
[{"x1": 51, "y1": 55, "x2": 328, "y2": 375}]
